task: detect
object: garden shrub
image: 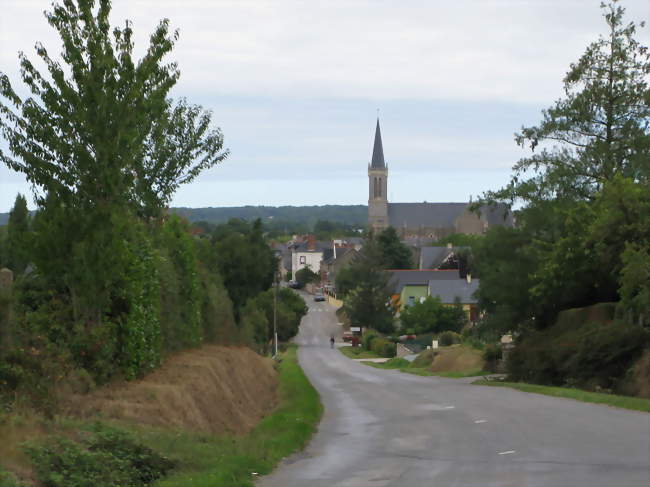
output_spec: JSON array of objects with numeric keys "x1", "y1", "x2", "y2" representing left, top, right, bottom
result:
[
  {"x1": 371, "y1": 338, "x2": 396, "y2": 358},
  {"x1": 483, "y1": 343, "x2": 502, "y2": 372},
  {"x1": 438, "y1": 331, "x2": 461, "y2": 346},
  {"x1": 362, "y1": 331, "x2": 378, "y2": 351}
]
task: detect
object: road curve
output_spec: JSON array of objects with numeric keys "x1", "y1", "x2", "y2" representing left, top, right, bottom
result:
[{"x1": 259, "y1": 295, "x2": 650, "y2": 487}]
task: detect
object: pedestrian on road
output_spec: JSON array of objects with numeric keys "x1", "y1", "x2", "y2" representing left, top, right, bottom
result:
[{"x1": 330, "y1": 335, "x2": 335, "y2": 349}]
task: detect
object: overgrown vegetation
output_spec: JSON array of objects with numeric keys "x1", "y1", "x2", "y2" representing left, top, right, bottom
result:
[
  {"x1": 0, "y1": 0, "x2": 305, "y2": 415},
  {"x1": 470, "y1": 1, "x2": 650, "y2": 393}
]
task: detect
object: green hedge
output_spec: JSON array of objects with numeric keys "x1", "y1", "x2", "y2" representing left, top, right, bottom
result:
[{"x1": 508, "y1": 319, "x2": 648, "y2": 390}]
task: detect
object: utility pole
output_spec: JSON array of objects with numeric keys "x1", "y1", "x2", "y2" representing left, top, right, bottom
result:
[{"x1": 273, "y1": 270, "x2": 279, "y2": 357}]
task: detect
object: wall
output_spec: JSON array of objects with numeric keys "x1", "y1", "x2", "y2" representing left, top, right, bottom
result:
[
  {"x1": 399, "y1": 285, "x2": 429, "y2": 310},
  {"x1": 292, "y1": 251, "x2": 323, "y2": 276}
]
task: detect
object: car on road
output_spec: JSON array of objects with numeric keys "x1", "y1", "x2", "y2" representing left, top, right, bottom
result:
[
  {"x1": 342, "y1": 331, "x2": 354, "y2": 342},
  {"x1": 313, "y1": 294, "x2": 326, "y2": 302},
  {"x1": 288, "y1": 280, "x2": 300, "y2": 289}
]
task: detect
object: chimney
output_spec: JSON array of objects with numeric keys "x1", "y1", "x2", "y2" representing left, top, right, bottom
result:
[
  {"x1": 466, "y1": 274, "x2": 472, "y2": 284},
  {"x1": 307, "y1": 235, "x2": 316, "y2": 251}
]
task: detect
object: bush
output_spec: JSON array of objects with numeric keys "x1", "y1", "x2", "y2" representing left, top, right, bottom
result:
[
  {"x1": 383, "y1": 357, "x2": 410, "y2": 368},
  {"x1": 371, "y1": 338, "x2": 396, "y2": 358},
  {"x1": 25, "y1": 426, "x2": 174, "y2": 487},
  {"x1": 483, "y1": 343, "x2": 502, "y2": 372},
  {"x1": 508, "y1": 319, "x2": 648, "y2": 390},
  {"x1": 362, "y1": 331, "x2": 378, "y2": 351},
  {"x1": 438, "y1": 331, "x2": 461, "y2": 346}
]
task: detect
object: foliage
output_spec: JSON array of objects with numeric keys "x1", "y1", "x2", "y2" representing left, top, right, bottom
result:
[
  {"x1": 370, "y1": 337, "x2": 396, "y2": 358},
  {"x1": 294, "y1": 266, "x2": 319, "y2": 288},
  {"x1": 341, "y1": 236, "x2": 394, "y2": 333},
  {"x1": 507, "y1": 318, "x2": 648, "y2": 390},
  {"x1": 482, "y1": 343, "x2": 502, "y2": 373},
  {"x1": 212, "y1": 219, "x2": 276, "y2": 314},
  {"x1": 400, "y1": 296, "x2": 465, "y2": 335},
  {"x1": 4, "y1": 195, "x2": 30, "y2": 274},
  {"x1": 362, "y1": 331, "x2": 379, "y2": 351},
  {"x1": 376, "y1": 227, "x2": 412, "y2": 269},
  {"x1": 156, "y1": 216, "x2": 201, "y2": 351},
  {"x1": 438, "y1": 330, "x2": 461, "y2": 347},
  {"x1": 25, "y1": 426, "x2": 174, "y2": 487},
  {"x1": 241, "y1": 288, "x2": 307, "y2": 344},
  {"x1": 484, "y1": 1, "x2": 649, "y2": 205},
  {"x1": 618, "y1": 244, "x2": 650, "y2": 327}
]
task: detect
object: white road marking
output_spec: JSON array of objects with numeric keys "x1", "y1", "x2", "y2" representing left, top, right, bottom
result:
[
  {"x1": 498, "y1": 450, "x2": 516, "y2": 455},
  {"x1": 443, "y1": 405, "x2": 455, "y2": 409},
  {"x1": 474, "y1": 419, "x2": 487, "y2": 424}
]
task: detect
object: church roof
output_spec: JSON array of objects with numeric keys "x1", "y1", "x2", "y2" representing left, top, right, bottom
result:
[
  {"x1": 370, "y1": 118, "x2": 385, "y2": 169},
  {"x1": 388, "y1": 202, "x2": 513, "y2": 229},
  {"x1": 388, "y1": 202, "x2": 468, "y2": 229}
]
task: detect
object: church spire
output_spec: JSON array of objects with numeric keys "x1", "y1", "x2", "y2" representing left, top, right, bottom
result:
[{"x1": 370, "y1": 118, "x2": 385, "y2": 169}]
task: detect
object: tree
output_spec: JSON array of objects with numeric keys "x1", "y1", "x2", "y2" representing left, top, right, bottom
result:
[
  {"x1": 484, "y1": 0, "x2": 649, "y2": 206},
  {"x1": 5, "y1": 194, "x2": 30, "y2": 274},
  {"x1": 400, "y1": 296, "x2": 465, "y2": 335},
  {"x1": 341, "y1": 236, "x2": 394, "y2": 333},
  {"x1": 377, "y1": 227, "x2": 412, "y2": 269},
  {"x1": 0, "y1": 0, "x2": 228, "y2": 217},
  {"x1": 295, "y1": 266, "x2": 319, "y2": 288},
  {"x1": 0, "y1": 0, "x2": 229, "y2": 322}
]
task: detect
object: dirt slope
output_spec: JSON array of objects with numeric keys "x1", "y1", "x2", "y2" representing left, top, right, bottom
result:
[{"x1": 65, "y1": 345, "x2": 278, "y2": 435}]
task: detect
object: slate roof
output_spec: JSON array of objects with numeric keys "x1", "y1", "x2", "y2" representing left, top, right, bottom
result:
[
  {"x1": 419, "y1": 246, "x2": 468, "y2": 269},
  {"x1": 387, "y1": 269, "x2": 460, "y2": 294},
  {"x1": 292, "y1": 240, "x2": 332, "y2": 252},
  {"x1": 388, "y1": 202, "x2": 513, "y2": 229},
  {"x1": 370, "y1": 119, "x2": 385, "y2": 169},
  {"x1": 388, "y1": 202, "x2": 468, "y2": 229},
  {"x1": 428, "y1": 278, "x2": 479, "y2": 304}
]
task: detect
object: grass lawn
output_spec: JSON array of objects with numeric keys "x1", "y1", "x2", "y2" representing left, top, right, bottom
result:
[
  {"x1": 147, "y1": 344, "x2": 323, "y2": 486},
  {"x1": 361, "y1": 358, "x2": 490, "y2": 378},
  {"x1": 473, "y1": 380, "x2": 650, "y2": 413},
  {"x1": 338, "y1": 346, "x2": 382, "y2": 359}
]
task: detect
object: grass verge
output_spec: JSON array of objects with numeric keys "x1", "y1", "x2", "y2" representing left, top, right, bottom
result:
[
  {"x1": 360, "y1": 358, "x2": 489, "y2": 378},
  {"x1": 0, "y1": 345, "x2": 322, "y2": 487},
  {"x1": 338, "y1": 346, "x2": 381, "y2": 359},
  {"x1": 149, "y1": 344, "x2": 322, "y2": 486},
  {"x1": 473, "y1": 380, "x2": 650, "y2": 413}
]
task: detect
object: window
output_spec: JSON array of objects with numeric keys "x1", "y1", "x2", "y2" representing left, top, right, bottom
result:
[
  {"x1": 407, "y1": 296, "x2": 415, "y2": 306},
  {"x1": 299, "y1": 256, "x2": 306, "y2": 264}
]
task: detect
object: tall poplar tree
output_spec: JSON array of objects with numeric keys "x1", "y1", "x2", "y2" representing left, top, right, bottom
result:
[{"x1": 0, "y1": 0, "x2": 229, "y2": 322}]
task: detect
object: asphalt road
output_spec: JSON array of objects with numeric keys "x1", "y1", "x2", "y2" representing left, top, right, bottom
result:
[{"x1": 259, "y1": 295, "x2": 650, "y2": 487}]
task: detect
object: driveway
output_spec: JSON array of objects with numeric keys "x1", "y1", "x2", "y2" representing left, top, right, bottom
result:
[{"x1": 259, "y1": 296, "x2": 650, "y2": 487}]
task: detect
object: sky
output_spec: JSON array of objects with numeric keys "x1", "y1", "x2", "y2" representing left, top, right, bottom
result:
[{"x1": 1, "y1": 0, "x2": 649, "y2": 212}]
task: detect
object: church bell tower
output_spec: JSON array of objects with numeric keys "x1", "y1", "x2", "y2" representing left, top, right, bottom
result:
[{"x1": 368, "y1": 118, "x2": 389, "y2": 232}]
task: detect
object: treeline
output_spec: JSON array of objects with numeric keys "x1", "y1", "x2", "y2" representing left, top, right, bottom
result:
[
  {"x1": 171, "y1": 205, "x2": 368, "y2": 227},
  {"x1": 0, "y1": 0, "x2": 306, "y2": 410},
  {"x1": 468, "y1": 2, "x2": 650, "y2": 393}
]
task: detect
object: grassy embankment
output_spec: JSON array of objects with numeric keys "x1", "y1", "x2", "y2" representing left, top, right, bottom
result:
[
  {"x1": 473, "y1": 380, "x2": 650, "y2": 413},
  {"x1": 361, "y1": 357, "x2": 490, "y2": 378},
  {"x1": 152, "y1": 344, "x2": 322, "y2": 486},
  {"x1": 0, "y1": 345, "x2": 322, "y2": 487}
]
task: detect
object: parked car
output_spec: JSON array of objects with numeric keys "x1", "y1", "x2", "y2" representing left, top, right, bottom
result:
[
  {"x1": 342, "y1": 331, "x2": 354, "y2": 342},
  {"x1": 314, "y1": 294, "x2": 326, "y2": 302},
  {"x1": 288, "y1": 280, "x2": 300, "y2": 289}
]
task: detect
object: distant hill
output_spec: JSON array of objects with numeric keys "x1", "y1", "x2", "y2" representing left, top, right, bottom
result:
[
  {"x1": 170, "y1": 205, "x2": 368, "y2": 226},
  {"x1": 0, "y1": 205, "x2": 369, "y2": 227}
]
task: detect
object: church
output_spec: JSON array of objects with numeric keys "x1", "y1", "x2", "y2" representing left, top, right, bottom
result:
[{"x1": 367, "y1": 119, "x2": 512, "y2": 239}]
